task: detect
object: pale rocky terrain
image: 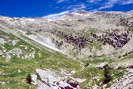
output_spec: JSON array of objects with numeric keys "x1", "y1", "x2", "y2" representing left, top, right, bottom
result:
[{"x1": 0, "y1": 10, "x2": 133, "y2": 89}]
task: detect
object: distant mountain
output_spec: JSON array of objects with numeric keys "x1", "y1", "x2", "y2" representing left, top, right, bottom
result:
[{"x1": 0, "y1": 10, "x2": 133, "y2": 89}]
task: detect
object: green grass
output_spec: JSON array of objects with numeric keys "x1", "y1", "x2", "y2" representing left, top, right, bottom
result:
[
  {"x1": 121, "y1": 54, "x2": 133, "y2": 60},
  {"x1": 82, "y1": 55, "x2": 113, "y2": 65},
  {"x1": 0, "y1": 52, "x2": 81, "y2": 88},
  {"x1": 0, "y1": 49, "x2": 81, "y2": 89},
  {"x1": 73, "y1": 65, "x2": 125, "y2": 89},
  {"x1": 0, "y1": 30, "x2": 81, "y2": 89}
]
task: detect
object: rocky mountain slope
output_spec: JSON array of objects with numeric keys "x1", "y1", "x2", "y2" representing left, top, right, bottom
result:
[{"x1": 0, "y1": 10, "x2": 133, "y2": 89}]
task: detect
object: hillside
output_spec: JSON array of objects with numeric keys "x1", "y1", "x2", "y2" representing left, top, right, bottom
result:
[{"x1": 0, "y1": 10, "x2": 133, "y2": 89}]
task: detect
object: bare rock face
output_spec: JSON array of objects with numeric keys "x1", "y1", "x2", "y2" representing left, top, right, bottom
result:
[
  {"x1": 92, "y1": 30, "x2": 131, "y2": 48},
  {"x1": 29, "y1": 69, "x2": 84, "y2": 89}
]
